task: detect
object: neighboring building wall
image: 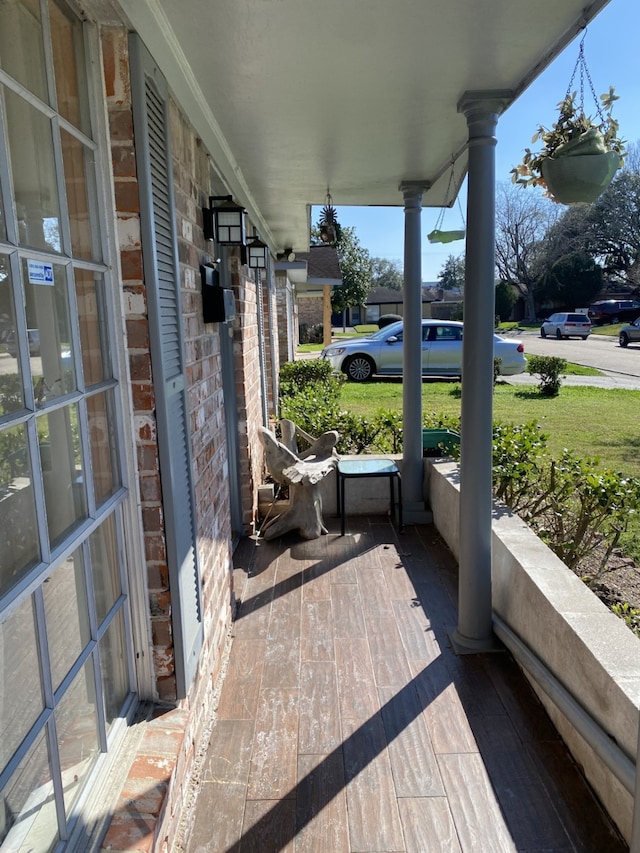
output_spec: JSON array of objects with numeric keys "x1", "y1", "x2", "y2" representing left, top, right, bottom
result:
[{"x1": 298, "y1": 295, "x2": 324, "y2": 326}]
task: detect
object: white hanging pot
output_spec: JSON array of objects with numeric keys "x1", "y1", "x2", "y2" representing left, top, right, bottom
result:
[{"x1": 541, "y1": 150, "x2": 620, "y2": 204}]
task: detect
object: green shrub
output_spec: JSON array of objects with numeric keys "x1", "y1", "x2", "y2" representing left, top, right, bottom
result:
[
  {"x1": 279, "y1": 359, "x2": 342, "y2": 402},
  {"x1": 377, "y1": 314, "x2": 402, "y2": 329},
  {"x1": 527, "y1": 355, "x2": 567, "y2": 396},
  {"x1": 611, "y1": 602, "x2": 640, "y2": 638}
]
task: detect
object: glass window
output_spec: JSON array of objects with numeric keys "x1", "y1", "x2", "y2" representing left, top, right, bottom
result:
[
  {"x1": 50, "y1": 0, "x2": 91, "y2": 134},
  {"x1": 4, "y1": 89, "x2": 61, "y2": 253},
  {"x1": 43, "y1": 550, "x2": 91, "y2": 692},
  {"x1": 99, "y1": 609, "x2": 130, "y2": 729},
  {"x1": 89, "y1": 514, "x2": 121, "y2": 625},
  {"x1": 0, "y1": 256, "x2": 23, "y2": 416},
  {"x1": 0, "y1": 727, "x2": 58, "y2": 852},
  {"x1": 22, "y1": 259, "x2": 77, "y2": 404},
  {"x1": 38, "y1": 404, "x2": 87, "y2": 547},
  {"x1": 75, "y1": 269, "x2": 111, "y2": 385},
  {"x1": 61, "y1": 130, "x2": 100, "y2": 260},
  {"x1": 0, "y1": 0, "x2": 48, "y2": 104},
  {"x1": 55, "y1": 659, "x2": 100, "y2": 815},
  {"x1": 87, "y1": 390, "x2": 120, "y2": 507},
  {"x1": 0, "y1": 596, "x2": 44, "y2": 775},
  {"x1": 0, "y1": 424, "x2": 40, "y2": 592}
]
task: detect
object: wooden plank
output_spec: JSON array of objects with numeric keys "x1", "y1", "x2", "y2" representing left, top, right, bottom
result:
[
  {"x1": 378, "y1": 684, "x2": 445, "y2": 797},
  {"x1": 267, "y1": 573, "x2": 302, "y2": 642},
  {"x1": 331, "y1": 583, "x2": 366, "y2": 639},
  {"x1": 398, "y1": 797, "x2": 462, "y2": 853},
  {"x1": 186, "y1": 719, "x2": 254, "y2": 853},
  {"x1": 240, "y1": 799, "x2": 296, "y2": 853},
  {"x1": 437, "y1": 752, "x2": 517, "y2": 852},
  {"x1": 296, "y1": 753, "x2": 349, "y2": 853},
  {"x1": 410, "y1": 658, "x2": 479, "y2": 755},
  {"x1": 364, "y1": 615, "x2": 412, "y2": 688},
  {"x1": 246, "y1": 687, "x2": 299, "y2": 800},
  {"x1": 301, "y1": 600, "x2": 334, "y2": 662},
  {"x1": 216, "y1": 637, "x2": 265, "y2": 720},
  {"x1": 335, "y1": 638, "x2": 379, "y2": 724},
  {"x1": 392, "y1": 599, "x2": 443, "y2": 665},
  {"x1": 298, "y1": 661, "x2": 342, "y2": 754},
  {"x1": 261, "y1": 636, "x2": 301, "y2": 689},
  {"x1": 233, "y1": 569, "x2": 276, "y2": 640},
  {"x1": 356, "y1": 565, "x2": 394, "y2": 620},
  {"x1": 341, "y1": 715, "x2": 405, "y2": 852}
]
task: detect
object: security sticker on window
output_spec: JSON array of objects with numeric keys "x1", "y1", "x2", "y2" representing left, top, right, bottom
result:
[{"x1": 27, "y1": 260, "x2": 54, "y2": 285}]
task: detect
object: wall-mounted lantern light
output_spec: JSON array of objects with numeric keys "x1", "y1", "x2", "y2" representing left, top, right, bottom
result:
[
  {"x1": 203, "y1": 195, "x2": 246, "y2": 246},
  {"x1": 247, "y1": 234, "x2": 268, "y2": 269}
]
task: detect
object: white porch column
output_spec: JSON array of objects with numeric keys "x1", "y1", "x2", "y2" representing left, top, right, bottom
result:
[
  {"x1": 400, "y1": 180, "x2": 431, "y2": 521},
  {"x1": 452, "y1": 91, "x2": 511, "y2": 653}
]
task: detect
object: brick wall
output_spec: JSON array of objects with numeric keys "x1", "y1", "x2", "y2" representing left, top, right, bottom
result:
[
  {"x1": 298, "y1": 295, "x2": 324, "y2": 326},
  {"x1": 102, "y1": 25, "x2": 250, "y2": 849}
]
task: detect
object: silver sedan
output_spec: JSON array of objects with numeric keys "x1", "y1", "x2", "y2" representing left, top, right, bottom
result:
[
  {"x1": 321, "y1": 320, "x2": 526, "y2": 382},
  {"x1": 618, "y1": 317, "x2": 640, "y2": 348}
]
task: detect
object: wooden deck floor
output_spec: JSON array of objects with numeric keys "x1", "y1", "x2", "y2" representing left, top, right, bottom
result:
[{"x1": 184, "y1": 517, "x2": 627, "y2": 853}]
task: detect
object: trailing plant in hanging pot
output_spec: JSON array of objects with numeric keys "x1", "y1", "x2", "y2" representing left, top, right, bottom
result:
[
  {"x1": 511, "y1": 87, "x2": 625, "y2": 204},
  {"x1": 512, "y1": 34, "x2": 625, "y2": 205}
]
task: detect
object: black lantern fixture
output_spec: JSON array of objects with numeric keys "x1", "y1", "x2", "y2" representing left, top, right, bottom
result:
[
  {"x1": 247, "y1": 233, "x2": 268, "y2": 269},
  {"x1": 203, "y1": 195, "x2": 246, "y2": 246}
]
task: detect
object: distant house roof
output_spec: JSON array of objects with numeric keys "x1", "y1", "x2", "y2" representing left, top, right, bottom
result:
[
  {"x1": 294, "y1": 245, "x2": 342, "y2": 285},
  {"x1": 364, "y1": 283, "x2": 447, "y2": 305},
  {"x1": 275, "y1": 244, "x2": 342, "y2": 296}
]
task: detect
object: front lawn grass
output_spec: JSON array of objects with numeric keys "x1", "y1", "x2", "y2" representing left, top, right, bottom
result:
[{"x1": 340, "y1": 379, "x2": 640, "y2": 477}]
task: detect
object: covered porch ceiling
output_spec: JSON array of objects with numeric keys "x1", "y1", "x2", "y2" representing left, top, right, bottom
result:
[{"x1": 117, "y1": 0, "x2": 610, "y2": 253}]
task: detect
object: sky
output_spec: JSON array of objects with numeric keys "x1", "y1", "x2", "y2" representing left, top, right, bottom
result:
[{"x1": 312, "y1": 0, "x2": 639, "y2": 283}]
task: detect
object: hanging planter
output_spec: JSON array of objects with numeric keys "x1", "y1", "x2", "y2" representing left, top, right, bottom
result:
[
  {"x1": 318, "y1": 191, "x2": 340, "y2": 244},
  {"x1": 427, "y1": 158, "x2": 466, "y2": 244},
  {"x1": 511, "y1": 34, "x2": 625, "y2": 205}
]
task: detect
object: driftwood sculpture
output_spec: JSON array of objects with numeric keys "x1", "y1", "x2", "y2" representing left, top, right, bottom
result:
[{"x1": 258, "y1": 420, "x2": 339, "y2": 540}]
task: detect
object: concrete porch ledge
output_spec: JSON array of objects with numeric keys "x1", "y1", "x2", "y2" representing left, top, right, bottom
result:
[{"x1": 427, "y1": 458, "x2": 640, "y2": 843}]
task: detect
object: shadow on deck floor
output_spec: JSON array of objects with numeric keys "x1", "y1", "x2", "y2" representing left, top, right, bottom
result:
[{"x1": 182, "y1": 517, "x2": 627, "y2": 853}]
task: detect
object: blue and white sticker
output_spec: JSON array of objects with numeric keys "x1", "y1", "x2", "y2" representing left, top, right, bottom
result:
[{"x1": 27, "y1": 260, "x2": 54, "y2": 285}]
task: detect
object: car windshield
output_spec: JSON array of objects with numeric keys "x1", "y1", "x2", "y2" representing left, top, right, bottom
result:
[{"x1": 363, "y1": 324, "x2": 402, "y2": 340}]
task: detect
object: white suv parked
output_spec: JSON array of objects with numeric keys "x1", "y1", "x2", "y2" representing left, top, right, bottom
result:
[{"x1": 540, "y1": 313, "x2": 591, "y2": 340}]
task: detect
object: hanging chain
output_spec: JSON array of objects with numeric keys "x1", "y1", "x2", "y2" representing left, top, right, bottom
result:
[
  {"x1": 434, "y1": 159, "x2": 456, "y2": 230},
  {"x1": 564, "y1": 31, "x2": 605, "y2": 122}
]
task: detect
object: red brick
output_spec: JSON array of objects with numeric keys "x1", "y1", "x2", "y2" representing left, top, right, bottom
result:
[
  {"x1": 126, "y1": 318, "x2": 150, "y2": 349},
  {"x1": 115, "y1": 180, "x2": 141, "y2": 213},
  {"x1": 121, "y1": 249, "x2": 143, "y2": 280}
]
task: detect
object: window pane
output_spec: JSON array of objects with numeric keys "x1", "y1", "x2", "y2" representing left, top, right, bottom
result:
[
  {"x1": 100, "y1": 609, "x2": 130, "y2": 730},
  {"x1": 75, "y1": 269, "x2": 111, "y2": 385},
  {"x1": 43, "y1": 550, "x2": 91, "y2": 692},
  {"x1": 0, "y1": 424, "x2": 40, "y2": 593},
  {"x1": 89, "y1": 514, "x2": 121, "y2": 625},
  {"x1": 56, "y1": 658, "x2": 100, "y2": 816},
  {"x1": 0, "y1": 727, "x2": 58, "y2": 852},
  {"x1": 49, "y1": 0, "x2": 90, "y2": 134},
  {"x1": 5, "y1": 89, "x2": 61, "y2": 253},
  {"x1": 0, "y1": 0, "x2": 48, "y2": 103},
  {"x1": 87, "y1": 391, "x2": 120, "y2": 507},
  {"x1": 22, "y1": 259, "x2": 77, "y2": 404},
  {"x1": 0, "y1": 595, "x2": 44, "y2": 774},
  {"x1": 38, "y1": 404, "x2": 87, "y2": 547},
  {"x1": 0, "y1": 256, "x2": 23, "y2": 416},
  {"x1": 60, "y1": 130, "x2": 100, "y2": 260}
]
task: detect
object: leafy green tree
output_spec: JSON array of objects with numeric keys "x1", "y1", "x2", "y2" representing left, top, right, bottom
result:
[
  {"x1": 370, "y1": 257, "x2": 403, "y2": 290},
  {"x1": 583, "y1": 169, "x2": 640, "y2": 290},
  {"x1": 495, "y1": 280, "x2": 517, "y2": 322},
  {"x1": 311, "y1": 223, "x2": 372, "y2": 314},
  {"x1": 438, "y1": 254, "x2": 465, "y2": 291},
  {"x1": 535, "y1": 252, "x2": 603, "y2": 308}
]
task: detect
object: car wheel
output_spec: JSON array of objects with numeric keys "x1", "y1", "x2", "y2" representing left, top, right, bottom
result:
[
  {"x1": 581, "y1": 336, "x2": 589, "y2": 340},
  {"x1": 555, "y1": 329, "x2": 562, "y2": 340},
  {"x1": 540, "y1": 327, "x2": 547, "y2": 338},
  {"x1": 344, "y1": 354, "x2": 375, "y2": 382},
  {"x1": 619, "y1": 332, "x2": 629, "y2": 348},
  {"x1": 611, "y1": 315, "x2": 620, "y2": 324}
]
